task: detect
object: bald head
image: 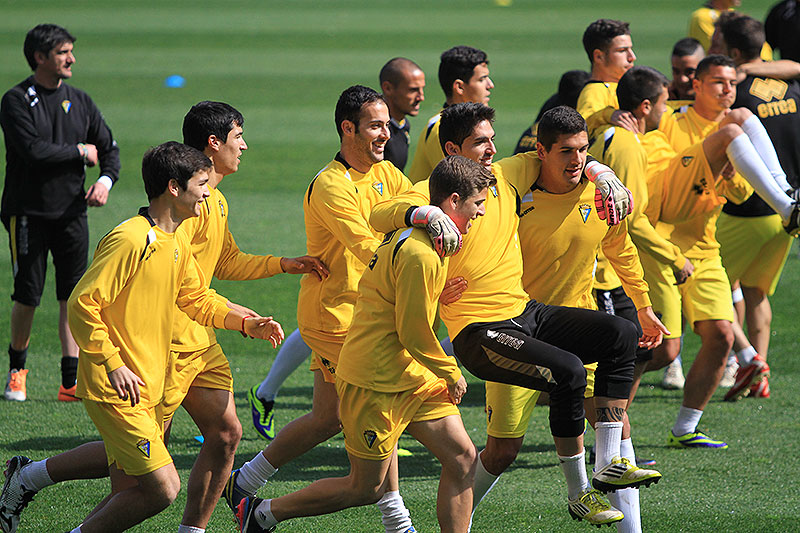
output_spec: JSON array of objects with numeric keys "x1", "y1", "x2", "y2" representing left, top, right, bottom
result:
[{"x1": 380, "y1": 57, "x2": 426, "y2": 121}]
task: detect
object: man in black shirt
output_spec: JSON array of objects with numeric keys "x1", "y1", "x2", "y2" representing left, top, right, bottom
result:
[
  {"x1": 0, "y1": 24, "x2": 120, "y2": 402},
  {"x1": 379, "y1": 57, "x2": 425, "y2": 171}
]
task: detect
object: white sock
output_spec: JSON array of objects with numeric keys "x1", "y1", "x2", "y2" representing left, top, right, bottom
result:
[
  {"x1": 736, "y1": 345, "x2": 757, "y2": 366},
  {"x1": 256, "y1": 329, "x2": 311, "y2": 401},
  {"x1": 472, "y1": 454, "x2": 501, "y2": 511},
  {"x1": 20, "y1": 459, "x2": 54, "y2": 491},
  {"x1": 376, "y1": 490, "x2": 413, "y2": 532},
  {"x1": 672, "y1": 405, "x2": 703, "y2": 436},
  {"x1": 558, "y1": 450, "x2": 589, "y2": 500},
  {"x1": 254, "y1": 499, "x2": 278, "y2": 529},
  {"x1": 742, "y1": 115, "x2": 793, "y2": 191},
  {"x1": 610, "y1": 438, "x2": 642, "y2": 533},
  {"x1": 236, "y1": 452, "x2": 278, "y2": 495},
  {"x1": 619, "y1": 438, "x2": 635, "y2": 464},
  {"x1": 440, "y1": 336, "x2": 455, "y2": 357},
  {"x1": 726, "y1": 133, "x2": 793, "y2": 220},
  {"x1": 594, "y1": 421, "x2": 623, "y2": 470},
  {"x1": 177, "y1": 526, "x2": 204, "y2": 533}
]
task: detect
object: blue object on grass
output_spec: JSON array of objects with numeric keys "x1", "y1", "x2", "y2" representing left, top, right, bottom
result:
[{"x1": 164, "y1": 75, "x2": 186, "y2": 88}]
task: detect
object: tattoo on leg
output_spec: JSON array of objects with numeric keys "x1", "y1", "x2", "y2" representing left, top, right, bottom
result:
[{"x1": 595, "y1": 406, "x2": 625, "y2": 422}]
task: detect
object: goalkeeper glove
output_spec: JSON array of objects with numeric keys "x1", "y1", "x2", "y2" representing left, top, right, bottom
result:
[
  {"x1": 409, "y1": 205, "x2": 462, "y2": 258},
  {"x1": 584, "y1": 160, "x2": 633, "y2": 226}
]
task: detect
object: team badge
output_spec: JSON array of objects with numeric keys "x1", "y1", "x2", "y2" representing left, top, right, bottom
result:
[
  {"x1": 372, "y1": 182, "x2": 384, "y2": 195},
  {"x1": 137, "y1": 439, "x2": 151, "y2": 458},
  {"x1": 174, "y1": 249, "x2": 179, "y2": 263},
  {"x1": 578, "y1": 203, "x2": 592, "y2": 223},
  {"x1": 363, "y1": 430, "x2": 377, "y2": 449},
  {"x1": 218, "y1": 199, "x2": 225, "y2": 217},
  {"x1": 486, "y1": 406, "x2": 493, "y2": 423},
  {"x1": 681, "y1": 156, "x2": 694, "y2": 167},
  {"x1": 489, "y1": 185, "x2": 498, "y2": 198},
  {"x1": 61, "y1": 100, "x2": 71, "y2": 114}
]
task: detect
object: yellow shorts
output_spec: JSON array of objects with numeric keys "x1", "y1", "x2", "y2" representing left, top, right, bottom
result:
[
  {"x1": 161, "y1": 343, "x2": 233, "y2": 422},
  {"x1": 717, "y1": 212, "x2": 794, "y2": 296},
  {"x1": 485, "y1": 363, "x2": 596, "y2": 439},
  {"x1": 83, "y1": 400, "x2": 172, "y2": 476},
  {"x1": 301, "y1": 328, "x2": 347, "y2": 384},
  {"x1": 336, "y1": 377, "x2": 459, "y2": 460}
]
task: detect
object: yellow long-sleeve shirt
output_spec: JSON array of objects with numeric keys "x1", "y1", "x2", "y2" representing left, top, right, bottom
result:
[
  {"x1": 69, "y1": 211, "x2": 231, "y2": 407},
  {"x1": 171, "y1": 186, "x2": 284, "y2": 351},
  {"x1": 298, "y1": 155, "x2": 411, "y2": 334},
  {"x1": 337, "y1": 227, "x2": 462, "y2": 392},
  {"x1": 406, "y1": 111, "x2": 444, "y2": 184},
  {"x1": 517, "y1": 179, "x2": 650, "y2": 310},
  {"x1": 688, "y1": 6, "x2": 773, "y2": 60},
  {"x1": 577, "y1": 81, "x2": 619, "y2": 121}
]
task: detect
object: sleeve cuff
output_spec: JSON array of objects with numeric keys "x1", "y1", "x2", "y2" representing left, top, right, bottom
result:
[
  {"x1": 97, "y1": 175, "x2": 114, "y2": 191},
  {"x1": 101, "y1": 352, "x2": 125, "y2": 374},
  {"x1": 632, "y1": 292, "x2": 652, "y2": 310}
]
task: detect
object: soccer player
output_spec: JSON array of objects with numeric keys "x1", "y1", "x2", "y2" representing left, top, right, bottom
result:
[
  {"x1": 669, "y1": 38, "x2": 706, "y2": 101},
  {"x1": 715, "y1": 15, "x2": 799, "y2": 399},
  {"x1": 380, "y1": 57, "x2": 426, "y2": 171},
  {"x1": 576, "y1": 19, "x2": 636, "y2": 121},
  {"x1": 0, "y1": 24, "x2": 120, "y2": 402},
  {"x1": 689, "y1": 0, "x2": 773, "y2": 60},
  {"x1": 236, "y1": 155, "x2": 489, "y2": 533},
  {"x1": 371, "y1": 103, "x2": 658, "y2": 527},
  {"x1": 67, "y1": 141, "x2": 283, "y2": 532},
  {"x1": 406, "y1": 46, "x2": 493, "y2": 183}
]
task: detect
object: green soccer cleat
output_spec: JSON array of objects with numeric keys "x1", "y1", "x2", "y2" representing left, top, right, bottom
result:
[
  {"x1": 592, "y1": 456, "x2": 661, "y2": 493},
  {"x1": 668, "y1": 430, "x2": 728, "y2": 449},
  {"x1": 568, "y1": 488, "x2": 623, "y2": 527},
  {"x1": 248, "y1": 385, "x2": 276, "y2": 440}
]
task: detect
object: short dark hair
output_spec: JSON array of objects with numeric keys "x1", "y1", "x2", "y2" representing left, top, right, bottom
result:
[
  {"x1": 142, "y1": 142, "x2": 212, "y2": 200},
  {"x1": 617, "y1": 66, "x2": 669, "y2": 112},
  {"x1": 535, "y1": 70, "x2": 591, "y2": 122},
  {"x1": 439, "y1": 46, "x2": 489, "y2": 98},
  {"x1": 379, "y1": 57, "x2": 421, "y2": 87},
  {"x1": 182, "y1": 101, "x2": 244, "y2": 152},
  {"x1": 720, "y1": 14, "x2": 765, "y2": 61},
  {"x1": 582, "y1": 19, "x2": 631, "y2": 63},
  {"x1": 24, "y1": 24, "x2": 76, "y2": 71},
  {"x1": 438, "y1": 103, "x2": 495, "y2": 153},
  {"x1": 429, "y1": 155, "x2": 496, "y2": 206},
  {"x1": 334, "y1": 85, "x2": 385, "y2": 139},
  {"x1": 695, "y1": 54, "x2": 737, "y2": 79},
  {"x1": 537, "y1": 106, "x2": 587, "y2": 151},
  {"x1": 672, "y1": 37, "x2": 704, "y2": 58}
]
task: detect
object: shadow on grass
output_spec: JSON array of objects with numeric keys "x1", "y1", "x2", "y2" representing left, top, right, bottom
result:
[{"x1": 6, "y1": 435, "x2": 100, "y2": 452}]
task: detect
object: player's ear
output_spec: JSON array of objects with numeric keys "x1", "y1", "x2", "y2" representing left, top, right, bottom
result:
[
  {"x1": 444, "y1": 140, "x2": 460, "y2": 156},
  {"x1": 452, "y1": 79, "x2": 465, "y2": 98},
  {"x1": 167, "y1": 178, "x2": 180, "y2": 197},
  {"x1": 207, "y1": 134, "x2": 221, "y2": 152},
  {"x1": 592, "y1": 48, "x2": 604, "y2": 66},
  {"x1": 640, "y1": 99, "x2": 652, "y2": 117},
  {"x1": 33, "y1": 50, "x2": 48, "y2": 67},
  {"x1": 536, "y1": 141, "x2": 547, "y2": 160},
  {"x1": 380, "y1": 80, "x2": 392, "y2": 96},
  {"x1": 341, "y1": 119, "x2": 356, "y2": 137}
]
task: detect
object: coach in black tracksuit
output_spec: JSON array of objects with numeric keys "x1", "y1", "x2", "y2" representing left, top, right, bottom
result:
[{"x1": 0, "y1": 24, "x2": 119, "y2": 402}]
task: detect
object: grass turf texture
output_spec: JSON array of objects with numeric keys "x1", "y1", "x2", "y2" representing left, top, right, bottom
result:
[{"x1": 0, "y1": 0, "x2": 795, "y2": 531}]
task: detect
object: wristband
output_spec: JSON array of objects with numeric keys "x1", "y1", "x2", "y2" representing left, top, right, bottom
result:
[{"x1": 241, "y1": 315, "x2": 253, "y2": 338}]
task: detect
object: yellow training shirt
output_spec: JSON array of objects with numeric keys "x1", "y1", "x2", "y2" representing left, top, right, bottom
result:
[
  {"x1": 407, "y1": 111, "x2": 444, "y2": 183},
  {"x1": 171, "y1": 186, "x2": 284, "y2": 351},
  {"x1": 577, "y1": 81, "x2": 619, "y2": 121},
  {"x1": 69, "y1": 212, "x2": 231, "y2": 407},
  {"x1": 298, "y1": 155, "x2": 411, "y2": 334},
  {"x1": 337, "y1": 227, "x2": 462, "y2": 392},
  {"x1": 688, "y1": 6, "x2": 773, "y2": 60}
]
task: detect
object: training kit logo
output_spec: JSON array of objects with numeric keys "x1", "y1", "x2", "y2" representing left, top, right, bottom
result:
[
  {"x1": 174, "y1": 249, "x2": 179, "y2": 263},
  {"x1": 486, "y1": 405, "x2": 493, "y2": 422},
  {"x1": 489, "y1": 185, "x2": 498, "y2": 198},
  {"x1": 578, "y1": 203, "x2": 592, "y2": 223},
  {"x1": 372, "y1": 182, "x2": 384, "y2": 195},
  {"x1": 61, "y1": 100, "x2": 71, "y2": 113},
  {"x1": 363, "y1": 430, "x2": 377, "y2": 449},
  {"x1": 681, "y1": 156, "x2": 694, "y2": 167},
  {"x1": 486, "y1": 329, "x2": 524, "y2": 350},
  {"x1": 218, "y1": 199, "x2": 225, "y2": 217},
  {"x1": 137, "y1": 439, "x2": 151, "y2": 458}
]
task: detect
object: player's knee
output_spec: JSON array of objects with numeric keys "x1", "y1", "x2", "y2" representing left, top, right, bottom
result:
[
  {"x1": 726, "y1": 107, "x2": 753, "y2": 125},
  {"x1": 311, "y1": 409, "x2": 343, "y2": 439},
  {"x1": 149, "y1": 473, "x2": 180, "y2": 510},
  {"x1": 217, "y1": 413, "x2": 243, "y2": 450},
  {"x1": 718, "y1": 122, "x2": 744, "y2": 143},
  {"x1": 347, "y1": 477, "x2": 385, "y2": 506},
  {"x1": 448, "y1": 442, "x2": 477, "y2": 479},
  {"x1": 701, "y1": 322, "x2": 734, "y2": 353},
  {"x1": 481, "y1": 440, "x2": 521, "y2": 474}
]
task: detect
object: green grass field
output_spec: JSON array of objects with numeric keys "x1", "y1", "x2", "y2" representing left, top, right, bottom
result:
[{"x1": 0, "y1": 0, "x2": 797, "y2": 531}]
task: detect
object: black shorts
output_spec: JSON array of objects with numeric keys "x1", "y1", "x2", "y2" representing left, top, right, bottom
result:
[
  {"x1": 3, "y1": 214, "x2": 88, "y2": 306},
  {"x1": 594, "y1": 287, "x2": 653, "y2": 363}
]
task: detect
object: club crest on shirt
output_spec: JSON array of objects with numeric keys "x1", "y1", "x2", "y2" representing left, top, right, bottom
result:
[
  {"x1": 174, "y1": 249, "x2": 179, "y2": 263},
  {"x1": 489, "y1": 185, "x2": 498, "y2": 198},
  {"x1": 137, "y1": 439, "x2": 150, "y2": 458},
  {"x1": 363, "y1": 430, "x2": 377, "y2": 449},
  {"x1": 218, "y1": 199, "x2": 225, "y2": 217},
  {"x1": 486, "y1": 405, "x2": 493, "y2": 423},
  {"x1": 372, "y1": 182, "x2": 384, "y2": 195},
  {"x1": 61, "y1": 100, "x2": 71, "y2": 114},
  {"x1": 681, "y1": 156, "x2": 694, "y2": 167},
  {"x1": 578, "y1": 203, "x2": 592, "y2": 223}
]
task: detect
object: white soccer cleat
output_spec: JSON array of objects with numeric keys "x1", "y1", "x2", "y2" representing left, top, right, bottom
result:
[
  {"x1": 719, "y1": 356, "x2": 738, "y2": 388},
  {"x1": 661, "y1": 359, "x2": 684, "y2": 390},
  {"x1": 1, "y1": 456, "x2": 37, "y2": 533}
]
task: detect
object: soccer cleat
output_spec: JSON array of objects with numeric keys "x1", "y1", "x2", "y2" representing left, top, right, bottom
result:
[
  {"x1": 248, "y1": 386, "x2": 275, "y2": 440},
  {"x1": 402, "y1": 528, "x2": 417, "y2": 533},
  {"x1": 783, "y1": 201, "x2": 800, "y2": 236},
  {"x1": 57, "y1": 384, "x2": 79, "y2": 402},
  {"x1": 668, "y1": 430, "x2": 728, "y2": 449},
  {"x1": 567, "y1": 488, "x2": 623, "y2": 527},
  {"x1": 661, "y1": 360, "x2": 684, "y2": 390},
  {"x1": 637, "y1": 456, "x2": 656, "y2": 467},
  {"x1": 748, "y1": 377, "x2": 770, "y2": 398},
  {"x1": 223, "y1": 469, "x2": 252, "y2": 515},
  {"x1": 1, "y1": 456, "x2": 37, "y2": 533},
  {"x1": 719, "y1": 356, "x2": 738, "y2": 388},
  {"x1": 592, "y1": 456, "x2": 661, "y2": 492},
  {"x1": 4, "y1": 370, "x2": 28, "y2": 402},
  {"x1": 724, "y1": 355, "x2": 769, "y2": 402},
  {"x1": 236, "y1": 497, "x2": 275, "y2": 532}
]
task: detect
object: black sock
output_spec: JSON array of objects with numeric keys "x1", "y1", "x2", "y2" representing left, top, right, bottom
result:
[
  {"x1": 61, "y1": 357, "x2": 78, "y2": 388},
  {"x1": 8, "y1": 345, "x2": 27, "y2": 371}
]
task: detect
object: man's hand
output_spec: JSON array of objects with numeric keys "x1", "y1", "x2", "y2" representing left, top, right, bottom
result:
[
  {"x1": 108, "y1": 365, "x2": 145, "y2": 407},
  {"x1": 439, "y1": 277, "x2": 467, "y2": 305},
  {"x1": 674, "y1": 258, "x2": 694, "y2": 285},
  {"x1": 584, "y1": 161, "x2": 633, "y2": 226},
  {"x1": 610, "y1": 110, "x2": 640, "y2": 134},
  {"x1": 78, "y1": 143, "x2": 99, "y2": 167},
  {"x1": 636, "y1": 307, "x2": 670, "y2": 349},
  {"x1": 280, "y1": 256, "x2": 329, "y2": 281},
  {"x1": 409, "y1": 205, "x2": 462, "y2": 258},
  {"x1": 244, "y1": 316, "x2": 285, "y2": 348},
  {"x1": 448, "y1": 376, "x2": 468, "y2": 405},
  {"x1": 85, "y1": 181, "x2": 109, "y2": 207},
  {"x1": 720, "y1": 161, "x2": 735, "y2": 180}
]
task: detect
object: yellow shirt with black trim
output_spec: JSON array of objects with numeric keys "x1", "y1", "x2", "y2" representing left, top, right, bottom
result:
[
  {"x1": 298, "y1": 155, "x2": 412, "y2": 334},
  {"x1": 407, "y1": 111, "x2": 444, "y2": 183},
  {"x1": 171, "y1": 186, "x2": 284, "y2": 352},
  {"x1": 336, "y1": 227, "x2": 462, "y2": 393},
  {"x1": 69, "y1": 212, "x2": 231, "y2": 407},
  {"x1": 371, "y1": 153, "x2": 545, "y2": 339},
  {"x1": 577, "y1": 81, "x2": 618, "y2": 121},
  {"x1": 517, "y1": 179, "x2": 650, "y2": 310}
]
